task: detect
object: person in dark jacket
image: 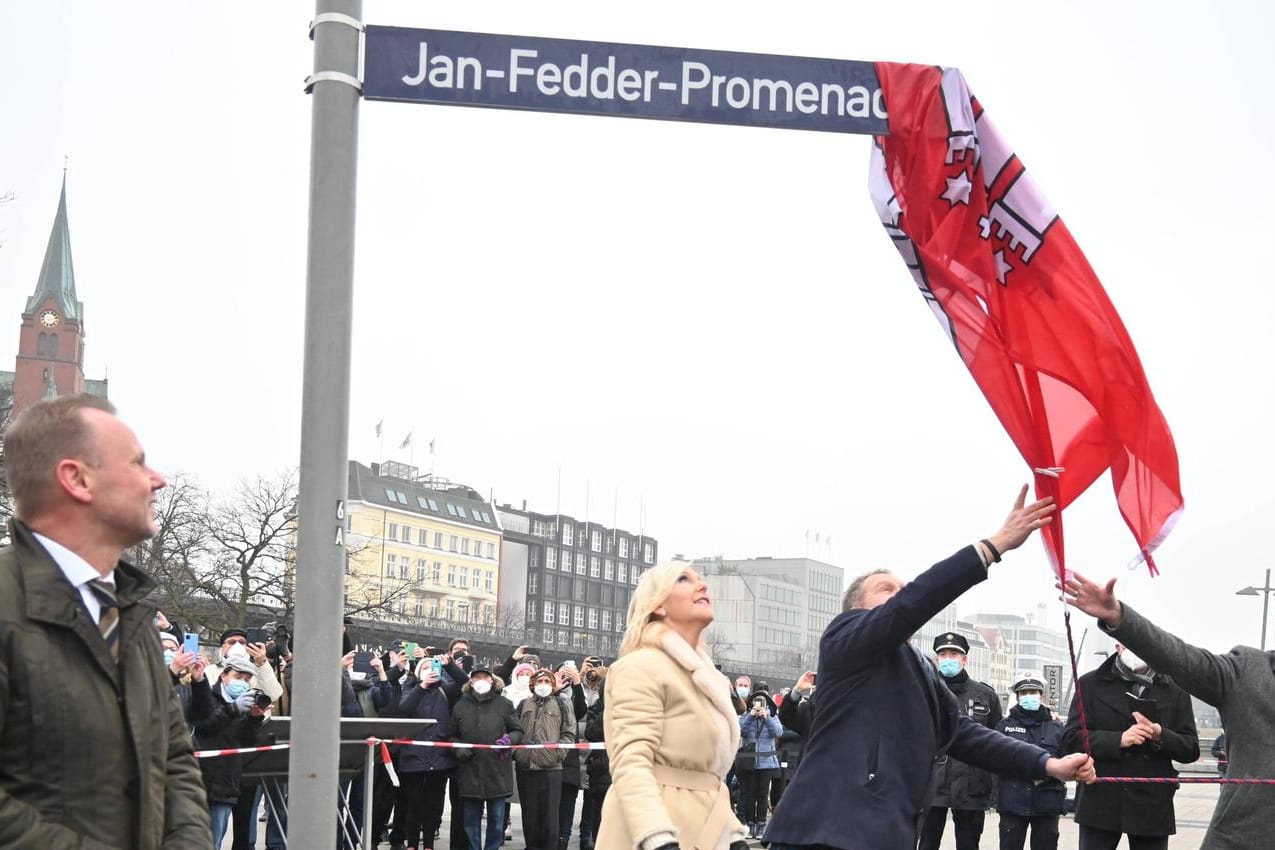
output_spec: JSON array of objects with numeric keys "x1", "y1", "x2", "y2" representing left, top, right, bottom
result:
[
  {"x1": 1062, "y1": 643, "x2": 1199, "y2": 850},
  {"x1": 449, "y1": 667, "x2": 524, "y2": 850},
  {"x1": 919, "y1": 631, "x2": 1004, "y2": 850},
  {"x1": 582, "y1": 676, "x2": 611, "y2": 849},
  {"x1": 398, "y1": 655, "x2": 466, "y2": 850},
  {"x1": 554, "y1": 663, "x2": 591, "y2": 850},
  {"x1": 995, "y1": 674, "x2": 1066, "y2": 850},
  {"x1": 764, "y1": 487, "x2": 1096, "y2": 850},
  {"x1": 1211, "y1": 733, "x2": 1228, "y2": 777},
  {"x1": 194, "y1": 655, "x2": 269, "y2": 848}
]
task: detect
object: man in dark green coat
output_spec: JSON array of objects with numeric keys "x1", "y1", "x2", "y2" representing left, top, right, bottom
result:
[
  {"x1": 0, "y1": 394, "x2": 211, "y2": 849},
  {"x1": 449, "y1": 667, "x2": 523, "y2": 850}
]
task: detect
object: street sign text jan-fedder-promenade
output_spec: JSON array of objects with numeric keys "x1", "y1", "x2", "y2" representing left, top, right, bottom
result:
[{"x1": 363, "y1": 26, "x2": 888, "y2": 135}]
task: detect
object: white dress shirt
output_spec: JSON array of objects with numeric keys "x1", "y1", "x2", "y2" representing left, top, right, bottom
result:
[{"x1": 31, "y1": 531, "x2": 116, "y2": 625}]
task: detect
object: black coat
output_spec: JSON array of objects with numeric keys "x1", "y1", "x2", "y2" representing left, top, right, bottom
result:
[
  {"x1": 932, "y1": 672, "x2": 1002, "y2": 809},
  {"x1": 1063, "y1": 655, "x2": 1199, "y2": 835},
  {"x1": 448, "y1": 685, "x2": 523, "y2": 799},
  {"x1": 584, "y1": 680, "x2": 611, "y2": 793},
  {"x1": 765, "y1": 547, "x2": 1050, "y2": 850},
  {"x1": 193, "y1": 685, "x2": 266, "y2": 804},
  {"x1": 995, "y1": 705, "x2": 1066, "y2": 816},
  {"x1": 560, "y1": 685, "x2": 589, "y2": 787},
  {"x1": 398, "y1": 680, "x2": 459, "y2": 773}
]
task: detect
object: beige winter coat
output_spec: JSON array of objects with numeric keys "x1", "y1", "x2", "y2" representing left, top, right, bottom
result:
[{"x1": 597, "y1": 623, "x2": 746, "y2": 850}]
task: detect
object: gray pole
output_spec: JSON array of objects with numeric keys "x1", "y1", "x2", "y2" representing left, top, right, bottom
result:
[
  {"x1": 287, "y1": 2, "x2": 362, "y2": 847},
  {"x1": 1262, "y1": 568, "x2": 1271, "y2": 652}
]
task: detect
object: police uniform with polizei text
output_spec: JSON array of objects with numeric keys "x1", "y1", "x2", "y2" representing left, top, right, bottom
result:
[{"x1": 917, "y1": 632, "x2": 1003, "y2": 850}]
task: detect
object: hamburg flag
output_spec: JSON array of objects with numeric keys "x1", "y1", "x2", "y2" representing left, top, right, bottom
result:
[{"x1": 868, "y1": 63, "x2": 1182, "y2": 576}]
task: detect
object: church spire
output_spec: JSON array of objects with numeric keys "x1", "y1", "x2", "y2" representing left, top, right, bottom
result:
[{"x1": 25, "y1": 173, "x2": 81, "y2": 321}]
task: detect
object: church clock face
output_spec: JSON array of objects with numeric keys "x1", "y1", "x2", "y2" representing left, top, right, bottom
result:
[{"x1": 39, "y1": 310, "x2": 59, "y2": 328}]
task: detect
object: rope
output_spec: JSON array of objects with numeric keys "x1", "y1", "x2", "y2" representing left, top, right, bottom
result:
[{"x1": 1061, "y1": 603, "x2": 1093, "y2": 757}]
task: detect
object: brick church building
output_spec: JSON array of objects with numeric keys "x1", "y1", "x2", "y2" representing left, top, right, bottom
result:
[{"x1": 0, "y1": 176, "x2": 108, "y2": 410}]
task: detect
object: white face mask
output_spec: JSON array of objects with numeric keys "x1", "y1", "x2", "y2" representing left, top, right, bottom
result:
[
  {"x1": 516, "y1": 675, "x2": 530, "y2": 689},
  {"x1": 471, "y1": 680, "x2": 492, "y2": 695},
  {"x1": 534, "y1": 683, "x2": 553, "y2": 698},
  {"x1": 1119, "y1": 648, "x2": 1148, "y2": 673}
]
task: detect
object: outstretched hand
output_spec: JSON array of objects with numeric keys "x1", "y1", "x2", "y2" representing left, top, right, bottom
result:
[
  {"x1": 1046, "y1": 752, "x2": 1097, "y2": 784},
  {"x1": 1057, "y1": 572, "x2": 1123, "y2": 626},
  {"x1": 987, "y1": 485, "x2": 1056, "y2": 556}
]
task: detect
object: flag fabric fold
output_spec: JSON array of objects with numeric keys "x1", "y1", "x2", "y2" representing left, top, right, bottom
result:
[
  {"x1": 868, "y1": 62, "x2": 1182, "y2": 575},
  {"x1": 399, "y1": 431, "x2": 413, "y2": 450}
]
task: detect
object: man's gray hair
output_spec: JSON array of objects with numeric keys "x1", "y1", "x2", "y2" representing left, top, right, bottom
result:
[{"x1": 842, "y1": 569, "x2": 892, "y2": 611}]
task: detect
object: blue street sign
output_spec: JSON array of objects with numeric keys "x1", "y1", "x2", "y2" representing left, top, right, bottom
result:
[{"x1": 363, "y1": 27, "x2": 888, "y2": 135}]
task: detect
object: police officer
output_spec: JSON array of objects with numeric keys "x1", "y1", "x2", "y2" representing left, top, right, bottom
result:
[
  {"x1": 995, "y1": 674, "x2": 1066, "y2": 850},
  {"x1": 917, "y1": 632, "x2": 1003, "y2": 850}
]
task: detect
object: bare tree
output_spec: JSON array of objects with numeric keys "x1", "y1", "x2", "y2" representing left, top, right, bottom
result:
[
  {"x1": 0, "y1": 383, "x2": 13, "y2": 530},
  {"x1": 129, "y1": 473, "x2": 212, "y2": 629},
  {"x1": 704, "y1": 628, "x2": 737, "y2": 660}
]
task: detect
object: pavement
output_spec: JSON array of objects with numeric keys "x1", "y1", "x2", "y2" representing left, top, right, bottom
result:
[{"x1": 243, "y1": 781, "x2": 1222, "y2": 849}]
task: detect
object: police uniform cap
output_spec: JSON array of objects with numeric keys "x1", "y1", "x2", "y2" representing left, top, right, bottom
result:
[{"x1": 933, "y1": 632, "x2": 970, "y2": 654}]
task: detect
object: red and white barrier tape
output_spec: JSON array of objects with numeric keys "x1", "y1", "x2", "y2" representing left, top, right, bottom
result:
[
  {"x1": 193, "y1": 738, "x2": 606, "y2": 760},
  {"x1": 193, "y1": 742, "x2": 292, "y2": 759},
  {"x1": 369, "y1": 737, "x2": 607, "y2": 751}
]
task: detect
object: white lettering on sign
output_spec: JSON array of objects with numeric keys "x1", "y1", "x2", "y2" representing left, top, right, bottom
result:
[{"x1": 401, "y1": 43, "x2": 887, "y2": 121}]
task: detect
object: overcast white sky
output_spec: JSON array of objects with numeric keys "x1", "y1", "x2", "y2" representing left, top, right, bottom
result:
[{"x1": 2, "y1": 1, "x2": 1272, "y2": 664}]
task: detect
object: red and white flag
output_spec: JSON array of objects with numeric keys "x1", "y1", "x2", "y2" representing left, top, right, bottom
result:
[{"x1": 868, "y1": 63, "x2": 1182, "y2": 575}]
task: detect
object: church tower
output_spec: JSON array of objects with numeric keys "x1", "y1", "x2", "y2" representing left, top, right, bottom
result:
[{"x1": 9, "y1": 175, "x2": 107, "y2": 411}]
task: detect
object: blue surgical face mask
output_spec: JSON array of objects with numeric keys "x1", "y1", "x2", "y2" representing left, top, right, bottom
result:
[
  {"x1": 163, "y1": 650, "x2": 177, "y2": 667},
  {"x1": 223, "y1": 680, "x2": 250, "y2": 700},
  {"x1": 736, "y1": 686, "x2": 750, "y2": 698},
  {"x1": 1018, "y1": 695, "x2": 1042, "y2": 712},
  {"x1": 937, "y1": 658, "x2": 962, "y2": 678}
]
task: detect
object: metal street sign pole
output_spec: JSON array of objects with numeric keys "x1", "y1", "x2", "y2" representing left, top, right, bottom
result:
[{"x1": 287, "y1": 2, "x2": 362, "y2": 846}]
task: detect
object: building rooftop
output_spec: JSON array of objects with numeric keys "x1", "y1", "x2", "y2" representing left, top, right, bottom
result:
[{"x1": 347, "y1": 460, "x2": 498, "y2": 531}]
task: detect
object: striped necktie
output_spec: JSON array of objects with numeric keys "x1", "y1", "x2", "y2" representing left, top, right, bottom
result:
[{"x1": 88, "y1": 579, "x2": 120, "y2": 660}]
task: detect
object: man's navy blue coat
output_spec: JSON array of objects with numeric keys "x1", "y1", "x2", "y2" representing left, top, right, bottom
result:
[{"x1": 765, "y1": 546, "x2": 1050, "y2": 849}]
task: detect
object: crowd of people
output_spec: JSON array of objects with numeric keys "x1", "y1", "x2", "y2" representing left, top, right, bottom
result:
[{"x1": 3, "y1": 394, "x2": 1272, "y2": 850}]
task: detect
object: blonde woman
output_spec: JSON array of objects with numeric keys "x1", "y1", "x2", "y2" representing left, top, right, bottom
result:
[{"x1": 597, "y1": 561, "x2": 747, "y2": 850}]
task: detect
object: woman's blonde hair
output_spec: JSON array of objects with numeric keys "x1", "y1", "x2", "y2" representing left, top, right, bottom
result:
[{"x1": 619, "y1": 560, "x2": 709, "y2": 657}]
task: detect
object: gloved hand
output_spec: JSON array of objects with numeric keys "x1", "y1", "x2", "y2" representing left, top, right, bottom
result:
[
  {"x1": 494, "y1": 734, "x2": 512, "y2": 760},
  {"x1": 233, "y1": 692, "x2": 256, "y2": 714}
]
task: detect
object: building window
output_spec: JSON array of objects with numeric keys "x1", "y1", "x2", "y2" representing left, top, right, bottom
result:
[
  {"x1": 604, "y1": 559, "x2": 614, "y2": 581},
  {"x1": 528, "y1": 600, "x2": 538, "y2": 621},
  {"x1": 385, "y1": 488, "x2": 397, "y2": 502},
  {"x1": 573, "y1": 606, "x2": 585, "y2": 628},
  {"x1": 575, "y1": 553, "x2": 586, "y2": 575},
  {"x1": 416, "y1": 559, "x2": 426, "y2": 582},
  {"x1": 558, "y1": 602, "x2": 570, "y2": 624},
  {"x1": 618, "y1": 538, "x2": 629, "y2": 558},
  {"x1": 631, "y1": 567, "x2": 640, "y2": 585},
  {"x1": 546, "y1": 548, "x2": 557, "y2": 570},
  {"x1": 418, "y1": 528, "x2": 428, "y2": 546},
  {"x1": 545, "y1": 574, "x2": 557, "y2": 597},
  {"x1": 457, "y1": 506, "x2": 468, "y2": 519},
  {"x1": 446, "y1": 599, "x2": 455, "y2": 620},
  {"x1": 558, "y1": 629, "x2": 569, "y2": 646},
  {"x1": 530, "y1": 548, "x2": 541, "y2": 568},
  {"x1": 387, "y1": 523, "x2": 398, "y2": 541},
  {"x1": 617, "y1": 563, "x2": 627, "y2": 584},
  {"x1": 486, "y1": 541, "x2": 495, "y2": 559},
  {"x1": 590, "y1": 556, "x2": 601, "y2": 578},
  {"x1": 615, "y1": 612, "x2": 625, "y2": 632},
  {"x1": 399, "y1": 559, "x2": 408, "y2": 579},
  {"x1": 414, "y1": 601, "x2": 423, "y2": 617},
  {"x1": 543, "y1": 600, "x2": 554, "y2": 623},
  {"x1": 458, "y1": 601, "x2": 470, "y2": 622},
  {"x1": 449, "y1": 535, "x2": 458, "y2": 552},
  {"x1": 461, "y1": 538, "x2": 471, "y2": 555},
  {"x1": 591, "y1": 530, "x2": 602, "y2": 552},
  {"x1": 562, "y1": 525, "x2": 574, "y2": 546},
  {"x1": 485, "y1": 571, "x2": 494, "y2": 592},
  {"x1": 448, "y1": 565, "x2": 457, "y2": 586},
  {"x1": 434, "y1": 531, "x2": 444, "y2": 549},
  {"x1": 432, "y1": 561, "x2": 442, "y2": 583},
  {"x1": 644, "y1": 543, "x2": 654, "y2": 564},
  {"x1": 587, "y1": 607, "x2": 598, "y2": 629},
  {"x1": 542, "y1": 627, "x2": 553, "y2": 644},
  {"x1": 528, "y1": 573, "x2": 539, "y2": 595},
  {"x1": 574, "y1": 581, "x2": 586, "y2": 601},
  {"x1": 601, "y1": 610, "x2": 612, "y2": 631},
  {"x1": 429, "y1": 601, "x2": 439, "y2": 618},
  {"x1": 460, "y1": 566, "x2": 469, "y2": 588},
  {"x1": 533, "y1": 520, "x2": 546, "y2": 537},
  {"x1": 385, "y1": 554, "x2": 396, "y2": 576}
]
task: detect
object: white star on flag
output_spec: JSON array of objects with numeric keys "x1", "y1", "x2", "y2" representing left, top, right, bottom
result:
[
  {"x1": 941, "y1": 171, "x2": 973, "y2": 206},
  {"x1": 994, "y1": 249, "x2": 1014, "y2": 285}
]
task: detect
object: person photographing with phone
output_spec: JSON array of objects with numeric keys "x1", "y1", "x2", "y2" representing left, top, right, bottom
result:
[
  {"x1": 1061, "y1": 642, "x2": 1198, "y2": 850},
  {"x1": 738, "y1": 690, "x2": 784, "y2": 838},
  {"x1": 194, "y1": 654, "x2": 271, "y2": 848}
]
